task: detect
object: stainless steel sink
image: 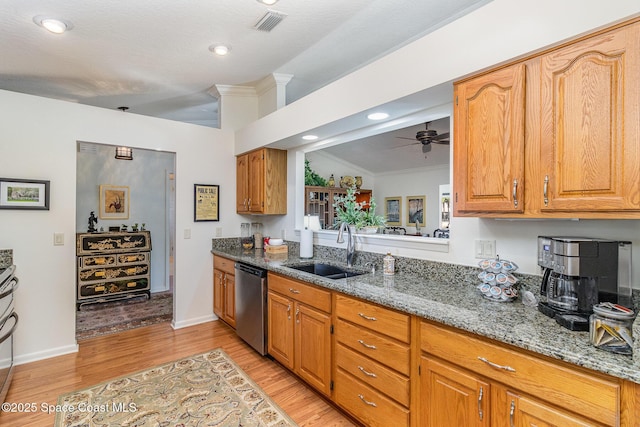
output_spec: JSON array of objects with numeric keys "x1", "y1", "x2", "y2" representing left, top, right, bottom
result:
[{"x1": 288, "y1": 262, "x2": 367, "y2": 280}]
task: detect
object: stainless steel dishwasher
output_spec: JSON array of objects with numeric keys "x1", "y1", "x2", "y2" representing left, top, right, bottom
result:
[{"x1": 234, "y1": 262, "x2": 268, "y2": 355}]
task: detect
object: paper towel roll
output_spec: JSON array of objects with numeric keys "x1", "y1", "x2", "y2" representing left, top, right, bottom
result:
[{"x1": 300, "y1": 228, "x2": 314, "y2": 258}]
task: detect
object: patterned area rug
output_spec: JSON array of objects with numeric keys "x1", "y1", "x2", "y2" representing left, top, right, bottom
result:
[
  {"x1": 76, "y1": 291, "x2": 173, "y2": 340},
  {"x1": 54, "y1": 348, "x2": 298, "y2": 427}
]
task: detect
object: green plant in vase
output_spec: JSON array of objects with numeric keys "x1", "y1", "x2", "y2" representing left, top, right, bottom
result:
[
  {"x1": 332, "y1": 185, "x2": 365, "y2": 229},
  {"x1": 361, "y1": 196, "x2": 386, "y2": 233}
]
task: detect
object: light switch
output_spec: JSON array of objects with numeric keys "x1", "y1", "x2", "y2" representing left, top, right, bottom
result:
[
  {"x1": 184, "y1": 229, "x2": 191, "y2": 239},
  {"x1": 216, "y1": 227, "x2": 223, "y2": 237},
  {"x1": 54, "y1": 232, "x2": 64, "y2": 246}
]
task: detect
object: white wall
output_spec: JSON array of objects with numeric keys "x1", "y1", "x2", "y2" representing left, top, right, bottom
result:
[
  {"x1": 0, "y1": 89, "x2": 237, "y2": 363},
  {"x1": 76, "y1": 143, "x2": 175, "y2": 292},
  {"x1": 236, "y1": 0, "x2": 640, "y2": 284}
]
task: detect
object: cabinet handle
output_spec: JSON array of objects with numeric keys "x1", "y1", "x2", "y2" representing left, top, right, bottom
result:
[
  {"x1": 358, "y1": 339, "x2": 377, "y2": 350},
  {"x1": 287, "y1": 304, "x2": 291, "y2": 320},
  {"x1": 243, "y1": 198, "x2": 248, "y2": 210},
  {"x1": 247, "y1": 198, "x2": 251, "y2": 210},
  {"x1": 357, "y1": 365, "x2": 377, "y2": 378},
  {"x1": 289, "y1": 288, "x2": 301, "y2": 294},
  {"x1": 510, "y1": 400, "x2": 515, "y2": 427},
  {"x1": 357, "y1": 394, "x2": 377, "y2": 407},
  {"x1": 512, "y1": 179, "x2": 518, "y2": 208},
  {"x1": 478, "y1": 386, "x2": 484, "y2": 421},
  {"x1": 543, "y1": 175, "x2": 549, "y2": 206},
  {"x1": 295, "y1": 307, "x2": 300, "y2": 324},
  {"x1": 358, "y1": 312, "x2": 377, "y2": 321},
  {"x1": 477, "y1": 357, "x2": 516, "y2": 372}
]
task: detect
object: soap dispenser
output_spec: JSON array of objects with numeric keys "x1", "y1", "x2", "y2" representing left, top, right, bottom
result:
[{"x1": 383, "y1": 252, "x2": 395, "y2": 276}]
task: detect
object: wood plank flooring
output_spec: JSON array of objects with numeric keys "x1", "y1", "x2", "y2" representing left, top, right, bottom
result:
[{"x1": 3, "y1": 320, "x2": 358, "y2": 426}]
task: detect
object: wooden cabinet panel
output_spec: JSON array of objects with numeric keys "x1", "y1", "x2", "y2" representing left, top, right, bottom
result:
[
  {"x1": 334, "y1": 368, "x2": 409, "y2": 427},
  {"x1": 421, "y1": 356, "x2": 489, "y2": 427},
  {"x1": 539, "y1": 22, "x2": 640, "y2": 212},
  {"x1": 335, "y1": 294, "x2": 410, "y2": 343},
  {"x1": 421, "y1": 321, "x2": 619, "y2": 426},
  {"x1": 295, "y1": 303, "x2": 332, "y2": 395},
  {"x1": 213, "y1": 256, "x2": 236, "y2": 328},
  {"x1": 213, "y1": 269, "x2": 224, "y2": 318},
  {"x1": 267, "y1": 291, "x2": 294, "y2": 369},
  {"x1": 236, "y1": 148, "x2": 287, "y2": 214},
  {"x1": 454, "y1": 63, "x2": 526, "y2": 214},
  {"x1": 269, "y1": 273, "x2": 331, "y2": 312}
]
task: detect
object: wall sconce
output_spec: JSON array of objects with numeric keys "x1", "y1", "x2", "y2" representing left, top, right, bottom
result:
[{"x1": 115, "y1": 146, "x2": 133, "y2": 160}]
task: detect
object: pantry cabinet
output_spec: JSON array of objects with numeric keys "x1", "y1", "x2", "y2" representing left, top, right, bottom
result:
[
  {"x1": 419, "y1": 320, "x2": 619, "y2": 427},
  {"x1": 236, "y1": 147, "x2": 287, "y2": 215},
  {"x1": 267, "y1": 273, "x2": 332, "y2": 396},
  {"x1": 213, "y1": 255, "x2": 235, "y2": 328},
  {"x1": 453, "y1": 18, "x2": 640, "y2": 218}
]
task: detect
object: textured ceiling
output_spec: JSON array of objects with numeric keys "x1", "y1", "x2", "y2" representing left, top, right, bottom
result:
[{"x1": 0, "y1": 0, "x2": 488, "y2": 128}]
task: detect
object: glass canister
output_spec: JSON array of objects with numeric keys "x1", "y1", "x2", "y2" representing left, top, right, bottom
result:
[
  {"x1": 589, "y1": 303, "x2": 635, "y2": 355},
  {"x1": 240, "y1": 223, "x2": 253, "y2": 249},
  {"x1": 252, "y1": 222, "x2": 263, "y2": 249}
]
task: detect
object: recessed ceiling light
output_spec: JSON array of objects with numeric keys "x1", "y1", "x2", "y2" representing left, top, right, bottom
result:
[
  {"x1": 367, "y1": 112, "x2": 389, "y2": 120},
  {"x1": 33, "y1": 16, "x2": 74, "y2": 34},
  {"x1": 302, "y1": 135, "x2": 318, "y2": 141},
  {"x1": 256, "y1": 0, "x2": 279, "y2": 5},
  {"x1": 209, "y1": 44, "x2": 231, "y2": 56}
]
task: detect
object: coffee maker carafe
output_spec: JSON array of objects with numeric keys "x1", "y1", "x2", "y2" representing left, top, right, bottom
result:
[{"x1": 537, "y1": 236, "x2": 632, "y2": 330}]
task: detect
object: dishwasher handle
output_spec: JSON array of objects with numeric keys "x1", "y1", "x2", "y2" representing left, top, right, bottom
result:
[{"x1": 235, "y1": 262, "x2": 267, "y2": 278}]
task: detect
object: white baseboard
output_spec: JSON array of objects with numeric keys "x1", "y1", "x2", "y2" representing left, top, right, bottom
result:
[
  {"x1": 171, "y1": 314, "x2": 216, "y2": 330},
  {"x1": 14, "y1": 343, "x2": 79, "y2": 366}
]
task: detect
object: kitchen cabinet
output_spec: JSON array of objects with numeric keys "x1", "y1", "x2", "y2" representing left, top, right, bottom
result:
[
  {"x1": 305, "y1": 186, "x2": 371, "y2": 229},
  {"x1": 213, "y1": 255, "x2": 235, "y2": 328},
  {"x1": 420, "y1": 320, "x2": 619, "y2": 427},
  {"x1": 453, "y1": 18, "x2": 640, "y2": 218},
  {"x1": 236, "y1": 147, "x2": 287, "y2": 214},
  {"x1": 333, "y1": 294, "x2": 412, "y2": 427},
  {"x1": 267, "y1": 273, "x2": 332, "y2": 396}
]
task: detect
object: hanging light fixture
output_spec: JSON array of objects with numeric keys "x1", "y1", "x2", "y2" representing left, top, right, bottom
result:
[{"x1": 115, "y1": 146, "x2": 133, "y2": 160}]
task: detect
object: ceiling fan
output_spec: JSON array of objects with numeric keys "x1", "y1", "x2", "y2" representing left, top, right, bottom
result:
[{"x1": 395, "y1": 122, "x2": 450, "y2": 153}]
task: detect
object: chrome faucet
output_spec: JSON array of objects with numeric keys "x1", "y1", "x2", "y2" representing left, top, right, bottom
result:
[
  {"x1": 336, "y1": 222, "x2": 355, "y2": 267},
  {"x1": 415, "y1": 220, "x2": 421, "y2": 235}
]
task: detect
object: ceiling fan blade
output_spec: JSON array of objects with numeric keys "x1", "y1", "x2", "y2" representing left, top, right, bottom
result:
[
  {"x1": 389, "y1": 141, "x2": 420, "y2": 149},
  {"x1": 432, "y1": 132, "x2": 450, "y2": 141},
  {"x1": 433, "y1": 140, "x2": 450, "y2": 145},
  {"x1": 395, "y1": 136, "x2": 416, "y2": 141}
]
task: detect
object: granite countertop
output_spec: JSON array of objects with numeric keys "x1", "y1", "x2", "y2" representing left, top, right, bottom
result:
[{"x1": 211, "y1": 244, "x2": 640, "y2": 384}]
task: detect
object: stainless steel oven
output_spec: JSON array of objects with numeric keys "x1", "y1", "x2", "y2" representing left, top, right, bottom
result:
[{"x1": 0, "y1": 265, "x2": 18, "y2": 403}]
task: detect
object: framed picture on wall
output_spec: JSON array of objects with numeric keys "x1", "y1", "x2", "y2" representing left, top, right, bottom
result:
[
  {"x1": 407, "y1": 195, "x2": 425, "y2": 226},
  {"x1": 194, "y1": 184, "x2": 219, "y2": 221},
  {"x1": 0, "y1": 178, "x2": 50, "y2": 210},
  {"x1": 99, "y1": 184, "x2": 129, "y2": 219},
  {"x1": 384, "y1": 196, "x2": 401, "y2": 226}
]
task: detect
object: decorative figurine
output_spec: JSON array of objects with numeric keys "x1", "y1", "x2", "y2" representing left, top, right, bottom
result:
[
  {"x1": 141, "y1": 223, "x2": 146, "y2": 231},
  {"x1": 121, "y1": 224, "x2": 128, "y2": 232},
  {"x1": 88, "y1": 211, "x2": 98, "y2": 233},
  {"x1": 132, "y1": 223, "x2": 139, "y2": 232}
]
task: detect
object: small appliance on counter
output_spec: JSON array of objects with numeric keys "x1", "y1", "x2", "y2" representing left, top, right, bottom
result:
[{"x1": 537, "y1": 236, "x2": 633, "y2": 331}]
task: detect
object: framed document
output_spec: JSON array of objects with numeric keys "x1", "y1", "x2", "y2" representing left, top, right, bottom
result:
[{"x1": 194, "y1": 184, "x2": 219, "y2": 221}]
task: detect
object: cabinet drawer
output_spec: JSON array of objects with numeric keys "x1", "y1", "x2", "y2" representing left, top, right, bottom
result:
[
  {"x1": 335, "y1": 294, "x2": 410, "y2": 343},
  {"x1": 336, "y1": 343, "x2": 410, "y2": 407},
  {"x1": 335, "y1": 368, "x2": 409, "y2": 427},
  {"x1": 214, "y1": 255, "x2": 235, "y2": 274},
  {"x1": 336, "y1": 318, "x2": 410, "y2": 375},
  {"x1": 79, "y1": 277, "x2": 149, "y2": 298},
  {"x1": 421, "y1": 321, "x2": 620, "y2": 426},
  {"x1": 268, "y1": 273, "x2": 331, "y2": 313},
  {"x1": 80, "y1": 255, "x2": 116, "y2": 267}
]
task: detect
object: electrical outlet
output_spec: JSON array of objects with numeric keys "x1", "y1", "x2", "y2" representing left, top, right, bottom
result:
[
  {"x1": 184, "y1": 228, "x2": 191, "y2": 239},
  {"x1": 216, "y1": 227, "x2": 223, "y2": 237},
  {"x1": 53, "y1": 232, "x2": 64, "y2": 246}
]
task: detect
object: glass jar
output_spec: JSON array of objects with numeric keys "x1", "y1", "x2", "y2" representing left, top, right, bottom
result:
[
  {"x1": 589, "y1": 303, "x2": 635, "y2": 355},
  {"x1": 251, "y1": 222, "x2": 263, "y2": 249},
  {"x1": 240, "y1": 223, "x2": 253, "y2": 249}
]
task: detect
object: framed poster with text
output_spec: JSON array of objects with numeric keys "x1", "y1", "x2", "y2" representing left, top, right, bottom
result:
[{"x1": 194, "y1": 184, "x2": 219, "y2": 221}]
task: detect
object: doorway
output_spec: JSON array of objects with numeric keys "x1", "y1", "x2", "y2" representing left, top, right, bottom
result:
[{"x1": 75, "y1": 142, "x2": 176, "y2": 339}]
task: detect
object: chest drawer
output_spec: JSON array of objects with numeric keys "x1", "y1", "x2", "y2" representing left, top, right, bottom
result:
[
  {"x1": 335, "y1": 368, "x2": 409, "y2": 427},
  {"x1": 336, "y1": 318, "x2": 410, "y2": 375},
  {"x1": 336, "y1": 343, "x2": 410, "y2": 407},
  {"x1": 214, "y1": 255, "x2": 235, "y2": 274},
  {"x1": 335, "y1": 294, "x2": 410, "y2": 343},
  {"x1": 268, "y1": 273, "x2": 331, "y2": 313},
  {"x1": 421, "y1": 321, "x2": 620, "y2": 426}
]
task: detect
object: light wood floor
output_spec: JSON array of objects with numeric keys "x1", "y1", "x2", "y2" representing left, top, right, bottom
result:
[{"x1": 4, "y1": 320, "x2": 358, "y2": 426}]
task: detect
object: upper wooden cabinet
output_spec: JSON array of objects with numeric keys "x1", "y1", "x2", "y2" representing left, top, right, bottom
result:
[
  {"x1": 236, "y1": 147, "x2": 287, "y2": 215},
  {"x1": 454, "y1": 18, "x2": 640, "y2": 218}
]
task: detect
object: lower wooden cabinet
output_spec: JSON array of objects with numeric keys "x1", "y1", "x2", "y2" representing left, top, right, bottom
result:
[
  {"x1": 267, "y1": 273, "x2": 332, "y2": 396},
  {"x1": 213, "y1": 255, "x2": 235, "y2": 328}
]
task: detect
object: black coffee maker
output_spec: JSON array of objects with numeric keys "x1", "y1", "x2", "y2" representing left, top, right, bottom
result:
[{"x1": 537, "y1": 236, "x2": 632, "y2": 330}]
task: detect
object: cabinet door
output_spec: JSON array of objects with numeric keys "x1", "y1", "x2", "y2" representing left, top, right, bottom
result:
[
  {"x1": 453, "y1": 63, "x2": 526, "y2": 214},
  {"x1": 213, "y1": 269, "x2": 224, "y2": 319},
  {"x1": 236, "y1": 154, "x2": 249, "y2": 213},
  {"x1": 267, "y1": 291, "x2": 294, "y2": 369},
  {"x1": 247, "y1": 149, "x2": 265, "y2": 212},
  {"x1": 503, "y1": 391, "x2": 602, "y2": 427},
  {"x1": 294, "y1": 303, "x2": 332, "y2": 396},
  {"x1": 421, "y1": 356, "x2": 489, "y2": 427},
  {"x1": 539, "y1": 22, "x2": 640, "y2": 212},
  {"x1": 223, "y1": 271, "x2": 236, "y2": 327}
]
